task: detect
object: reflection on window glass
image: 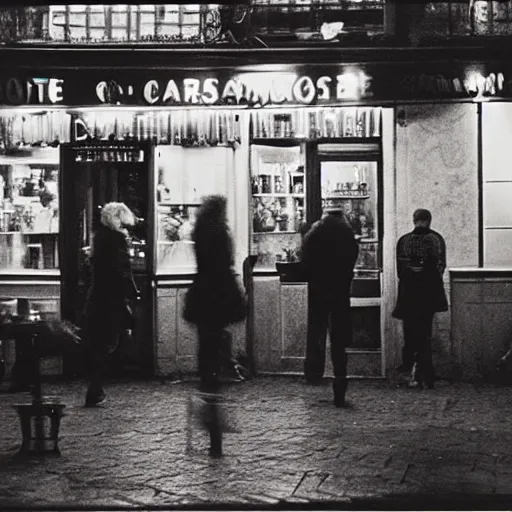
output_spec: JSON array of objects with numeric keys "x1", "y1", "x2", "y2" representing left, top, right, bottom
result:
[
  {"x1": 157, "y1": 204, "x2": 197, "y2": 273},
  {"x1": 0, "y1": 2, "x2": 386, "y2": 44}
]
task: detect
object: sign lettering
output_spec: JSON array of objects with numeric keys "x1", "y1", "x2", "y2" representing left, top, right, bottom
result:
[
  {"x1": 99, "y1": 71, "x2": 373, "y2": 107},
  {"x1": 0, "y1": 77, "x2": 64, "y2": 105},
  {"x1": 4, "y1": 65, "x2": 512, "y2": 107}
]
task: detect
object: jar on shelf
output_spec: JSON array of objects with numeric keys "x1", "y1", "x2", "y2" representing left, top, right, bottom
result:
[
  {"x1": 261, "y1": 176, "x2": 271, "y2": 194},
  {"x1": 274, "y1": 176, "x2": 283, "y2": 194},
  {"x1": 251, "y1": 177, "x2": 260, "y2": 195}
]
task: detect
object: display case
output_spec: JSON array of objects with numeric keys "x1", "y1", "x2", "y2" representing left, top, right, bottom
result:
[
  {"x1": 313, "y1": 143, "x2": 381, "y2": 293},
  {"x1": 0, "y1": 147, "x2": 60, "y2": 272},
  {"x1": 320, "y1": 159, "x2": 379, "y2": 281},
  {"x1": 250, "y1": 143, "x2": 306, "y2": 271}
]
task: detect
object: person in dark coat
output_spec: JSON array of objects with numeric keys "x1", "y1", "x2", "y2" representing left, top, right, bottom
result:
[
  {"x1": 300, "y1": 208, "x2": 359, "y2": 407},
  {"x1": 184, "y1": 195, "x2": 246, "y2": 457},
  {"x1": 392, "y1": 208, "x2": 448, "y2": 389},
  {"x1": 83, "y1": 202, "x2": 139, "y2": 407}
]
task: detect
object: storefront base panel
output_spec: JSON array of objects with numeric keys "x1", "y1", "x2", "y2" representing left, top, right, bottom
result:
[
  {"x1": 451, "y1": 269, "x2": 512, "y2": 382},
  {"x1": 155, "y1": 282, "x2": 246, "y2": 378},
  {"x1": 270, "y1": 350, "x2": 382, "y2": 377},
  {"x1": 253, "y1": 276, "x2": 385, "y2": 377}
]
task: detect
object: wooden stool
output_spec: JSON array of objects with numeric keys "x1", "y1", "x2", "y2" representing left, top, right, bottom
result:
[{"x1": 14, "y1": 401, "x2": 66, "y2": 455}]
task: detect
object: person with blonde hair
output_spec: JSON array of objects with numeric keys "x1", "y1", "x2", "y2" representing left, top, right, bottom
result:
[{"x1": 83, "y1": 201, "x2": 139, "y2": 407}]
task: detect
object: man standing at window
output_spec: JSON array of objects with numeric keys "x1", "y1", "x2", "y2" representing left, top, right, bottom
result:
[
  {"x1": 301, "y1": 208, "x2": 359, "y2": 407},
  {"x1": 392, "y1": 208, "x2": 448, "y2": 389}
]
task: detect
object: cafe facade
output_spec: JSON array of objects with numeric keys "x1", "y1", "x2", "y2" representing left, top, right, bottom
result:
[{"x1": 1, "y1": 39, "x2": 512, "y2": 382}]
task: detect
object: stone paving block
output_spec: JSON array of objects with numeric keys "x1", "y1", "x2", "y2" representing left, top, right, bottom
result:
[
  {"x1": 292, "y1": 470, "x2": 331, "y2": 498},
  {"x1": 317, "y1": 474, "x2": 348, "y2": 497},
  {"x1": 243, "y1": 493, "x2": 281, "y2": 504}
]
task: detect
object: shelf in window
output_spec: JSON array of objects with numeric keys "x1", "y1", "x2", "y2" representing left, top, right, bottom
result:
[
  {"x1": 0, "y1": 158, "x2": 59, "y2": 166},
  {"x1": 253, "y1": 230, "x2": 299, "y2": 235},
  {"x1": 158, "y1": 202, "x2": 201, "y2": 207},
  {"x1": 251, "y1": 138, "x2": 303, "y2": 147},
  {"x1": 324, "y1": 194, "x2": 370, "y2": 200},
  {"x1": 157, "y1": 240, "x2": 194, "y2": 245},
  {"x1": 359, "y1": 238, "x2": 379, "y2": 244},
  {"x1": 252, "y1": 193, "x2": 304, "y2": 198}
]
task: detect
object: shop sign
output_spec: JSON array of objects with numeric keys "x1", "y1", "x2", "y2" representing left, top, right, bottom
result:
[
  {"x1": 96, "y1": 71, "x2": 373, "y2": 107},
  {"x1": 399, "y1": 71, "x2": 509, "y2": 99},
  {"x1": 3, "y1": 66, "x2": 512, "y2": 106}
]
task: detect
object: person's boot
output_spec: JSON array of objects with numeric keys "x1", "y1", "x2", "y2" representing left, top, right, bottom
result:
[
  {"x1": 85, "y1": 386, "x2": 106, "y2": 407},
  {"x1": 207, "y1": 404, "x2": 223, "y2": 457},
  {"x1": 408, "y1": 361, "x2": 422, "y2": 388},
  {"x1": 333, "y1": 378, "x2": 348, "y2": 407},
  {"x1": 498, "y1": 357, "x2": 509, "y2": 373}
]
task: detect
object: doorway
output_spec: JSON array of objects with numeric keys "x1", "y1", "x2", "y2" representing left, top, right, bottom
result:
[{"x1": 59, "y1": 142, "x2": 154, "y2": 377}]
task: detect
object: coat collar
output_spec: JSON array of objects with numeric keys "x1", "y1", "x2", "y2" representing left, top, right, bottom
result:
[{"x1": 412, "y1": 226, "x2": 431, "y2": 235}]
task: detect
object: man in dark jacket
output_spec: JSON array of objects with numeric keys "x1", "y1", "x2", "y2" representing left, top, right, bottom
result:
[
  {"x1": 392, "y1": 208, "x2": 447, "y2": 389},
  {"x1": 301, "y1": 208, "x2": 359, "y2": 407}
]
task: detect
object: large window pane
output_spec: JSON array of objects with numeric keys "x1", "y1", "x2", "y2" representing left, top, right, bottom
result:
[
  {"x1": 155, "y1": 145, "x2": 235, "y2": 275},
  {"x1": 0, "y1": 150, "x2": 59, "y2": 271}
]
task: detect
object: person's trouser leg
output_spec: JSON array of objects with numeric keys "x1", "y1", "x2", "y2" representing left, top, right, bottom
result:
[
  {"x1": 416, "y1": 312, "x2": 435, "y2": 387},
  {"x1": 197, "y1": 323, "x2": 224, "y2": 456},
  {"x1": 86, "y1": 317, "x2": 118, "y2": 401},
  {"x1": 197, "y1": 323, "x2": 223, "y2": 393},
  {"x1": 304, "y1": 287, "x2": 328, "y2": 383},
  {"x1": 330, "y1": 295, "x2": 351, "y2": 405},
  {"x1": 401, "y1": 318, "x2": 417, "y2": 373},
  {"x1": 87, "y1": 342, "x2": 108, "y2": 398}
]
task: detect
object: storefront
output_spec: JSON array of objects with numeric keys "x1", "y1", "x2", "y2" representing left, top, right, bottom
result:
[{"x1": 1, "y1": 49, "x2": 511, "y2": 381}]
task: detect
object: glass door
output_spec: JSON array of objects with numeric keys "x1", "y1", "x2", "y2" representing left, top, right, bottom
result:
[
  {"x1": 320, "y1": 159, "x2": 380, "y2": 285},
  {"x1": 316, "y1": 143, "x2": 382, "y2": 376}
]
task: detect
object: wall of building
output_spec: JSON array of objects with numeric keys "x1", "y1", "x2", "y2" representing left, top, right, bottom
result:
[{"x1": 393, "y1": 103, "x2": 479, "y2": 377}]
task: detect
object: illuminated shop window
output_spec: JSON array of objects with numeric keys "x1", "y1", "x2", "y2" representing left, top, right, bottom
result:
[
  {"x1": 0, "y1": 4, "x2": 211, "y2": 44},
  {"x1": 0, "y1": 2, "x2": 385, "y2": 44},
  {"x1": 47, "y1": 4, "x2": 206, "y2": 43},
  {"x1": 410, "y1": 2, "x2": 512, "y2": 38},
  {"x1": 0, "y1": 153, "x2": 60, "y2": 271},
  {"x1": 250, "y1": 0, "x2": 385, "y2": 37}
]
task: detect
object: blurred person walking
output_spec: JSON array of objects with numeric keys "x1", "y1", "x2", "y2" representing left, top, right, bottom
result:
[
  {"x1": 301, "y1": 208, "x2": 359, "y2": 407},
  {"x1": 83, "y1": 202, "x2": 140, "y2": 407},
  {"x1": 184, "y1": 195, "x2": 246, "y2": 457},
  {"x1": 392, "y1": 208, "x2": 447, "y2": 389}
]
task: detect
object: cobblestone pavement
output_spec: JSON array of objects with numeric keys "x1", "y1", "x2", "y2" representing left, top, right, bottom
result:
[{"x1": 1, "y1": 377, "x2": 512, "y2": 510}]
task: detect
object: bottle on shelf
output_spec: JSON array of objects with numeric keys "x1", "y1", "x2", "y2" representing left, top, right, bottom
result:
[
  {"x1": 274, "y1": 176, "x2": 283, "y2": 194},
  {"x1": 261, "y1": 175, "x2": 271, "y2": 194}
]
